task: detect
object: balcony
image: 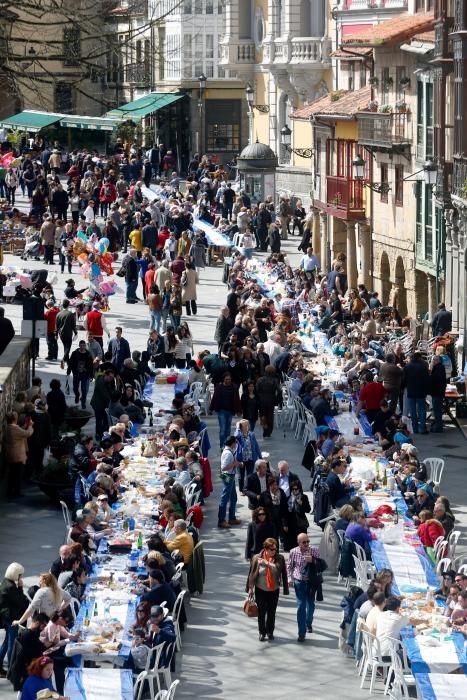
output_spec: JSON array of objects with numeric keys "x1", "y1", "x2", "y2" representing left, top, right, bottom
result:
[
  {"x1": 358, "y1": 112, "x2": 411, "y2": 149},
  {"x1": 453, "y1": 156, "x2": 467, "y2": 201},
  {"x1": 125, "y1": 63, "x2": 150, "y2": 86},
  {"x1": 219, "y1": 40, "x2": 255, "y2": 68},
  {"x1": 325, "y1": 176, "x2": 366, "y2": 221},
  {"x1": 264, "y1": 37, "x2": 331, "y2": 67},
  {"x1": 341, "y1": 0, "x2": 407, "y2": 8}
]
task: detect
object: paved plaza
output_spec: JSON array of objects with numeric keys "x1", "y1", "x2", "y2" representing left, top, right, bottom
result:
[{"x1": 0, "y1": 212, "x2": 466, "y2": 698}]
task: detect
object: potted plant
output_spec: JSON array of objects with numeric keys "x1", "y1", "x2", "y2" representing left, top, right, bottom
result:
[
  {"x1": 330, "y1": 192, "x2": 342, "y2": 207},
  {"x1": 395, "y1": 99, "x2": 409, "y2": 113},
  {"x1": 379, "y1": 104, "x2": 393, "y2": 113},
  {"x1": 399, "y1": 76, "x2": 411, "y2": 91},
  {"x1": 369, "y1": 76, "x2": 379, "y2": 87},
  {"x1": 383, "y1": 76, "x2": 393, "y2": 89},
  {"x1": 365, "y1": 100, "x2": 379, "y2": 112},
  {"x1": 37, "y1": 456, "x2": 74, "y2": 506},
  {"x1": 64, "y1": 406, "x2": 94, "y2": 430}
]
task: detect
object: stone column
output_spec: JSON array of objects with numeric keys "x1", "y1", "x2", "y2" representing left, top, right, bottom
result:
[
  {"x1": 319, "y1": 212, "x2": 328, "y2": 272},
  {"x1": 451, "y1": 224, "x2": 460, "y2": 332},
  {"x1": 358, "y1": 223, "x2": 371, "y2": 288},
  {"x1": 312, "y1": 208, "x2": 320, "y2": 257},
  {"x1": 426, "y1": 274, "x2": 436, "y2": 319},
  {"x1": 444, "y1": 214, "x2": 453, "y2": 311},
  {"x1": 346, "y1": 221, "x2": 358, "y2": 290}
]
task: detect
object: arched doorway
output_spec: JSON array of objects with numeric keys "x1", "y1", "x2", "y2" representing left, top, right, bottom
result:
[
  {"x1": 380, "y1": 251, "x2": 390, "y2": 305},
  {"x1": 394, "y1": 256, "x2": 407, "y2": 318}
]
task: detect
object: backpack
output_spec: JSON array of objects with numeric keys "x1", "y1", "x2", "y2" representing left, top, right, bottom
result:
[
  {"x1": 312, "y1": 478, "x2": 331, "y2": 530},
  {"x1": 104, "y1": 185, "x2": 112, "y2": 198}
]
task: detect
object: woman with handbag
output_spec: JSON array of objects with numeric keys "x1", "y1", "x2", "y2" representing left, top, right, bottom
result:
[{"x1": 246, "y1": 537, "x2": 288, "y2": 641}]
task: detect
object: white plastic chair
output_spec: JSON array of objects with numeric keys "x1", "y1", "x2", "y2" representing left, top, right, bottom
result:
[
  {"x1": 354, "y1": 542, "x2": 368, "y2": 564},
  {"x1": 384, "y1": 637, "x2": 415, "y2": 696},
  {"x1": 360, "y1": 629, "x2": 392, "y2": 693},
  {"x1": 185, "y1": 482, "x2": 198, "y2": 500},
  {"x1": 434, "y1": 538, "x2": 449, "y2": 561},
  {"x1": 456, "y1": 562, "x2": 467, "y2": 575},
  {"x1": 134, "y1": 642, "x2": 175, "y2": 700},
  {"x1": 172, "y1": 590, "x2": 186, "y2": 651},
  {"x1": 423, "y1": 457, "x2": 445, "y2": 491},
  {"x1": 436, "y1": 557, "x2": 452, "y2": 575},
  {"x1": 165, "y1": 680, "x2": 180, "y2": 700},
  {"x1": 352, "y1": 556, "x2": 373, "y2": 591},
  {"x1": 447, "y1": 530, "x2": 461, "y2": 559},
  {"x1": 68, "y1": 597, "x2": 80, "y2": 620},
  {"x1": 60, "y1": 501, "x2": 72, "y2": 541}
]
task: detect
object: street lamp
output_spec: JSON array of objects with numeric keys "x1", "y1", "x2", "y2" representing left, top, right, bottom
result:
[
  {"x1": 352, "y1": 152, "x2": 391, "y2": 194},
  {"x1": 280, "y1": 123, "x2": 313, "y2": 159},
  {"x1": 198, "y1": 73, "x2": 207, "y2": 155},
  {"x1": 244, "y1": 83, "x2": 270, "y2": 113},
  {"x1": 402, "y1": 157, "x2": 438, "y2": 188}
]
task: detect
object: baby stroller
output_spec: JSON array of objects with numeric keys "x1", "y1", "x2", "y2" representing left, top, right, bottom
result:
[{"x1": 21, "y1": 229, "x2": 41, "y2": 260}]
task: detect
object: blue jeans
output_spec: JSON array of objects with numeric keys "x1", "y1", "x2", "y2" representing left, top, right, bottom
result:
[
  {"x1": 73, "y1": 372, "x2": 90, "y2": 408},
  {"x1": 431, "y1": 395, "x2": 443, "y2": 431},
  {"x1": 407, "y1": 397, "x2": 427, "y2": 433},
  {"x1": 0, "y1": 623, "x2": 18, "y2": 668},
  {"x1": 126, "y1": 280, "x2": 138, "y2": 301},
  {"x1": 170, "y1": 314, "x2": 181, "y2": 332},
  {"x1": 293, "y1": 580, "x2": 316, "y2": 637},
  {"x1": 217, "y1": 474, "x2": 237, "y2": 524},
  {"x1": 149, "y1": 310, "x2": 162, "y2": 332},
  {"x1": 216, "y1": 409, "x2": 233, "y2": 448}
]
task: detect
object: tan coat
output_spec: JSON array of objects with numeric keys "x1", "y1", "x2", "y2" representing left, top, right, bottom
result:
[
  {"x1": 154, "y1": 266, "x2": 171, "y2": 290},
  {"x1": 40, "y1": 221, "x2": 56, "y2": 246},
  {"x1": 181, "y1": 268, "x2": 199, "y2": 303},
  {"x1": 48, "y1": 153, "x2": 61, "y2": 170},
  {"x1": 6, "y1": 423, "x2": 33, "y2": 464}
]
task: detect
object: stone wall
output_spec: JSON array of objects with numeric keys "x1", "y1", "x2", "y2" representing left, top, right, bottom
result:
[
  {"x1": 0, "y1": 338, "x2": 31, "y2": 497},
  {"x1": 275, "y1": 166, "x2": 313, "y2": 208}
]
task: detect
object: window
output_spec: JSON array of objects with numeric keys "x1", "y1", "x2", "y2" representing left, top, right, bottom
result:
[
  {"x1": 315, "y1": 137, "x2": 321, "y2": 174},
  {"x1": 63, "y1": 27, "x2": 81, "y2": 67},
  {"x1": 206, "y1": 99, "x2": 241, "y2": 152},
  {"x1": 360, "y1": 62, "x2": 366, "y2": 88},
  {"x1": 380, "y1": 164, "x2": 388, "y2": 203},
  {"x1": 348, "y1": 62, "x2": 355, "y2": 91},
  {"x1": 206, "y1": 0, "x2": 213, "y2": 13},
  {"x1": 194, "y1": 0, "x2": 202, "y2": 13},
  {"x1": 54, "y1": 83, "x2": 73, "y2": 113},
  {"x1": 396, "y1": 66, "x2": 407, "y2": 99},
  {"x1": 416, "y1": 80, "x2": 434, "y2": 160},
  {"x1": 381, "y1": 67, "x2": 390, "y2": 105},
  {"x1": 183, "y1": 0, "x2": 192, "y2": 12},
  {"x1": 205, "y1": 34, "x2": 214, "y2": 59},
  {"x1": 394, "y1": 165, "x2": 404, "y2": 206},
  {"x1": 218, "y1": 0, "x2": 223, "y2": 13},
  {"x1": 183, "y1": 34, "x2": 192, "y2": 60}
]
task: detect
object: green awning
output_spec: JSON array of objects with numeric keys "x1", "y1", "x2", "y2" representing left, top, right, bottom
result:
[
  {"x1": 0, "y1": 110, "x2": 63, "y2": 132},
  {"x1": 59, "y1": 115, "x2": 120, "y2": 132},
  {"x1": 106, "y1": 92, "x2": 183, "y2": 120}
]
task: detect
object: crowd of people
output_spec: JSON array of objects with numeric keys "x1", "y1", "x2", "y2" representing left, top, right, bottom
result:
[{"x1": 0, "y1": 132, "x2": 464, "y2": 698}]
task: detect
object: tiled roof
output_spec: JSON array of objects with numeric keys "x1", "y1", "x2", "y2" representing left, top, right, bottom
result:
[
  {"x1": 331, "y1": 46, "x2": 372, "y2": 58},
  {"x1": 413, "y1": 30, "x2": 435, "y2": 43},
  {"x1": 291, "y1": 85, "x2": 372, "y2": 120},
  {"x1": 342, "y1": 13, "x2": 434, "y2": 47}
]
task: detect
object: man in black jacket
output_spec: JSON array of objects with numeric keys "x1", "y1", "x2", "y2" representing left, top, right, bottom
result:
[
  {"x1": 402, "y1": 352, "x2": 430, "y2": 434},
  {"x1": 67, "y1": 340, "x2": 94, "y2": 408},
  {"x1": 244, "y1": 459, "x2": 269, "y2": 510},
  {"x1": 431, "y1": 302, "x2": 452, "y2": 338},
  {"x1": 0, "y1": 307, "x2": 15, "y2": 355},
  {"x1": 325, "y1": 458, "x2": 352, "y2": 508},
  {"x1": 309, "y1": 388, "x2": 335, "y2": 425},
  {"x1": 430, "y1": 356, "x2": 447, "y2": 433},
  {"x1": 125, "y1": 248, "x2": 139, "y2": 303},
  {"x1": 214, "y1": 306, "x2": 233, "y2": 353}
]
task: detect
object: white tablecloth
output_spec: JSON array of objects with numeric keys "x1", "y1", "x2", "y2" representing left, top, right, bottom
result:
[
  {"x1": 381, "y1": 542, "x2": 431, "y2": 589},
  {"x1": 417, "y1": 672, "x2": 467, "y2": 700},
  {"x1": 417, "y1": 637, "x2": 463, "y2": 674},
  {"x1": 65, "y1": 668, "x2": 134, "y2": 700}
]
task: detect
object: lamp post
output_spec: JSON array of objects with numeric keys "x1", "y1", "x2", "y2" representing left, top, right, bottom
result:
[
  {"x1": 198, "y1": 73, "x2": 207, "y2": 156},
  {"x1": 280, "y1": 123, "x2": 313, "y2": 159},
  {"x1": 352, "y1": 153, "x2": 391, "y2": 194},
  {"x1": 245, "y1": 83, "x2": 254, "y2": 144}
]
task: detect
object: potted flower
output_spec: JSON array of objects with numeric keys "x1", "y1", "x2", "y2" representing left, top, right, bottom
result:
[
  {"x1": 395, "y1": 99, "x2": 409, "y2": 113},
  {"x1": 369, "y1": 76, "x2": 379, "y2": 87},
  {"x1": 365, "y1": 100, "x2": 379, "y2": 112},
  {"x1": 379, "y1": 104, "x2": 393, "y2": 113}
]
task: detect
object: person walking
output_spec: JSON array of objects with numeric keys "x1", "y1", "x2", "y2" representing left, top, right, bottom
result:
[
  {"x1": 5, "y1": 411, "x2": 34, "y2": 499},
  {"x1": 214, "y1": 307, "x2": 234, "y2": 353},
  {"x1": 147, "y1": 284, "x2": 163, "y2": 332},
  {"x1": 124, "y1": 248, "x2": 140, "y2": 303},
  {"x1": 44, "y1": 299, "x2": 60, "y2": 361},
  {"x1": 4, "y1": 168, "x2": 18, "y2": 206},
  {"x1": 108, "y1": 326, "x2": 131, "y2": 371},
  {"x1": 67, "y1": 340, "x2": 94, "y2": 409},
  {"x1": 55, "y1": 299, "x2": 77, "y2": 368},
  {"x1": 402, "y1": 352, "x2": 430, "y2": 434},
  {"x1": 181, "y1": 261, "x2": 199, "y2": 316},
  {"x1": 83, "y1": 302, "x2": 109, "y2": 350},
  {"x1": 40, "y1": 215, "x2": 56, "y2": 265},
  {"x1": 210, "y1": 372, "x2": 242, "y2": 449},
  {"x1": 90, "y1": 368, "x2": 116, "y2": 440},
  {"x1": 234, "y1": 419, "x2": 261, "y2": 493},
  {"x1": 0, "y1": 562, "x2": 29, "y2": 676},
  {"x1": 217, "y1": 435, "x2": 242, "y2": 529},
  {"x1": 51, "y1": 183, "x2": 69, "y2": 222},
  {"x1": 256, "y1": 365, "x2": 281, "y2": 438},
  {"x1": 247, "y1": 538, "x2": 288, "y2": 641},
  {"x1": 430, "y1": 355, "x2": 447, "y2": 433},
  {"x1": 286, "y1": 533, "x2": 321, "y2": 642}
]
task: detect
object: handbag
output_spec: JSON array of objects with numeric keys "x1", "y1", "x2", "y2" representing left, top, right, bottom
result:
[
  {"x1": 143, "y1": 439, "x2": 158, "y2": 457},
  {"x1": 243, "y1": 595, "x2": 258, "y2": 618},
  {"x1": 181, "y1": 271, "x2": 188, "y2": 287},
  {"x1": 116, "y1": 266, "x2": 126, "y2": 278}
]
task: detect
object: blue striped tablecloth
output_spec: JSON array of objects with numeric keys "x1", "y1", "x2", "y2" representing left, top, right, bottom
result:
[
  {"x1": 65, "y1": 668, "x2": 134, "y2": 700},
  {"x1": 414, "y1": 672, "x2": 467, "y2": 700}
]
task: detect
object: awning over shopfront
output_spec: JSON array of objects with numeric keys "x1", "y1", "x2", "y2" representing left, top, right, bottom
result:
[
  {"x1": 59, "y1": 115, "x2": 121, "y2": 131},
  {"x1": 0, "y1": 110, "x2": 63, "y2": 132},
  {"x1": 105, "y1": 92, "x2": 183, "y2": 121}
]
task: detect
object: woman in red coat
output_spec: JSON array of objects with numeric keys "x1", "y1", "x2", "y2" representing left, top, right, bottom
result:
[
  {"x1": 98, "y1": 178, "x2": 117, "y2": 218},
  {"x1": 417, "y1": 509, "x2": 445, "y2": 564}
]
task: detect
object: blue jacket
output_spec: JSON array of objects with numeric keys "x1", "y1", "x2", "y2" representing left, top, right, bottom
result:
[
  {"x1": 234, "y1": 429, "x2": 262, "y2": 464},
  {"x1": 108, "y1": 336, "x2": 131, "y2": 370}
]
